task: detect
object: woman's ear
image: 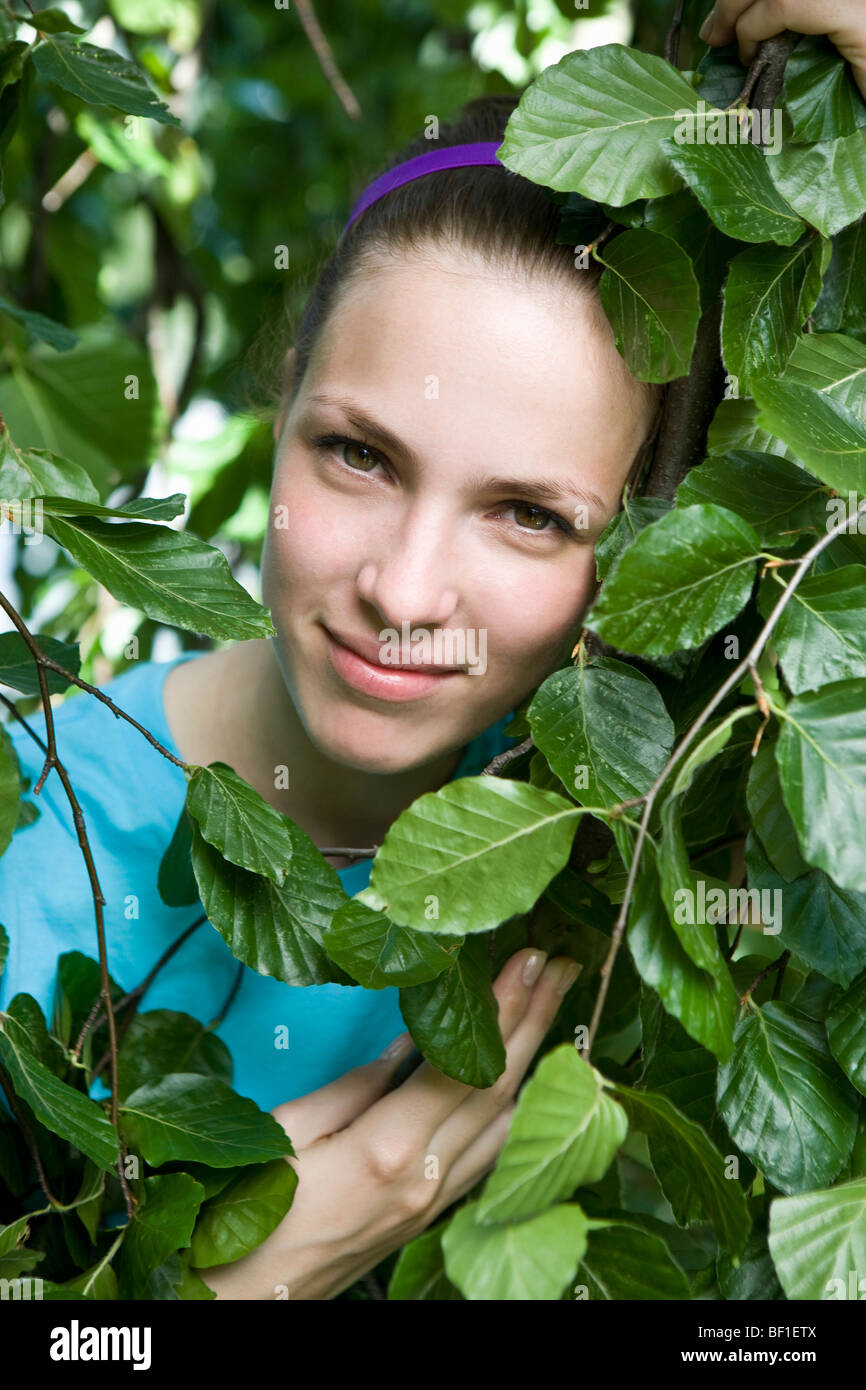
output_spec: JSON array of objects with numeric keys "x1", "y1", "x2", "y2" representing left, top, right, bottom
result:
[{"x1": 272, "y1": 346, "x2": 297, "y2": 444}]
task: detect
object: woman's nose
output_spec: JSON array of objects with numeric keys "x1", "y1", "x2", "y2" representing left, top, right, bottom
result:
[{"x1": 356, "y1": 509, "x2": 460, "y2": 631}]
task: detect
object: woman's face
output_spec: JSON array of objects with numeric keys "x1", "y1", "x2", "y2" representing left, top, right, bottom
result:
[{"x1": 261, "y1": 245, "x2": 655, "y2": 775}]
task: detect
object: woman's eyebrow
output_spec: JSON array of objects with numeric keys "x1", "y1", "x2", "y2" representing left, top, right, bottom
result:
[{"x1": 305, "y1": 392, "x2": 607, "y2": 512}]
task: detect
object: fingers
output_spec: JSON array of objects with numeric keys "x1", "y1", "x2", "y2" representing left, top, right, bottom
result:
[
  {"x1": 430, "y1": 955, "x2": 580, "y2": 1170},
  {"x1": 353, "y1": 946, "x2": 550, "y2": 1151},
  {"x1": 701, "y1": 0, "x2": 865, "y2": 70},
  {"x1": 428, "y1": 1099, "x2": 518, "y2": 1221},
  {"x1": 270, "y1": 1034, "x2": 418, "y2": 1150}
]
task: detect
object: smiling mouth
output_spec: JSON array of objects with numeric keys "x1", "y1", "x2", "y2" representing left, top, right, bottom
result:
[
  {"x1": 320, "y1": 623, "x2": 465, "y2": 703},
  {"x1": 323, "y1": 625, "x2": 465, "y2": 673}
]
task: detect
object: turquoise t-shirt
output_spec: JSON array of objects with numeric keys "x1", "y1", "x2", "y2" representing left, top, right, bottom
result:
[{"x1": 0, "y1": 651, "x2": 517, "y2": 1114}]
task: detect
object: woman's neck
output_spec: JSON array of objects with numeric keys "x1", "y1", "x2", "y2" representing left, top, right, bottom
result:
[{"x1": 164, "y1": 639, "x2": 464, "y2": 867}]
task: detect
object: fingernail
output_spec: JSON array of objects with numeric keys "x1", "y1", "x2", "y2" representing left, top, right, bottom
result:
[
  {"x1": 698, "y1": 8, "x2": 715, "y2": 42},
  {"x1": 522, "y1": 950, "x2": 548, "y2": 988},
  {"x1": 554, "y1": 960, "x2": 582, "y2": 996},
  {"x1": 380, "y1": 1031, "x2": 412, "y2": 1060}
]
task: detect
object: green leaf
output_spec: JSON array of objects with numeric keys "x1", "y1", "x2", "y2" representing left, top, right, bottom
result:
[
  {"x1": 614, "y1": 1086, "x2": 751, "y2": 1254},
  {"x1": 760, "y1": 565, "x2": 866, "y2": 693},
  {"x1": 27, "y1": 9, "x2": 88, "y2": 35},
  {"x1": 661, "y1": 135, "x2": 806, "y2": 245},
  {"x1": 720, "y1": 236, "x2": 830, "y2": 391},
  {"x1": 0, "y1": 333, "x2": 159, "y2": 495},
  {"x1": 119, "y1": 1073, "x2": 295, "y2": 1168},
  {"x1": 441, "y1": 1198, "x2": 590, "y2": 1300},
  {"x1": 527, "y1": 656, "x2": 673, "y2": 810},
  {"x1": 783, "y1": 35, "x2": 866, "y2": 143},
  {"x1": 476, "y1": 1044, "x2": 627, "y2": 1223},
  {"x1": 767, "y1": 127, "x2": 866, "y2": 238},
  {"x1": 117, "y1": 1009, "x2": 233, "y2": 1103},
  {"x1": 387, "y1": 1222, "x2": 461, "y2": 1300},
  {"x1": 746, "y1": 740, "x2": 811, "y2": 880},
  {"x1": 63, "y1": 1261, "x2": 118, "y2": 1300},
  {"x1": 32, "y1": 37, "x2": 181, "y2": 124},
  {"x1": 781, "y1": 330, "x2": 866, "y2": 417},
  {"x1": 157, "y1": 805, "x2": 199, "y2": 907},
  {"x1": 0, "y1": 631, "x2": 81, "y2": 695},
  {"x1": 746, "y1": 831, "x2": 866, "y2": 988},
  {"x1": 575, "y1": 1219, "x2": 691, "y2": 1299},
  {"x1": 643, "y1": 187, "x2": 739, "y2": 311},
  {"x1": 0, "y1": 293, "x2": 78, "y2": 350},
  {"x1": 717, "y1": 1001, "x2": 860, "y2": 1194},
  {"x1": 0, "y1": 924, "x2": 8, "y2": 983},
  {"x1": 627, "y1": 856, "x2": 737, "y2": 1063},
  {"x1": 657, "y1": 794, "x2": 738, "y2": 980},
  {"x1": 0, "y1": 429, "x2": 99, "y2": 504},
  {"x1": 0, "y1": 727, "x2": 21, "y2": 861},
  {"x1": 768, "y1": 1177, "x2": 866, "y2": 1299},
  {"x1": 44, "y1": 515, "x2": 275, "y2": 643},
  {"x1": 587, "y1": 504, "x2": 762, "y2": 657},
  {"x1": 752, "y1": 375, "x2": 866, "y2": 494},
  {"x1": 774, "y1": 679, "x2": 866, "y2": 891},
  {"x1": 399, "y1": 935, "x2": 506, "y2": 1088},
  {"x1": 497, "y1": 44, "x2": 701, "y2": 204},
  {"x1": 40, "y1": 492, "x2": 186, "y2": 521},
  {"x1": 595, "y1": 227, "x2": 701, "y2": 382},
  {"x1": 186, "y1": 762, "x2": 296, "y2": 885},
  {"x1": 145, "y1": 1249, "x2": 216, "y2": 1300},
  {"x1": 323, "y1": 891, "x2": 461, "y2": 989},
  {"x1": 826, "y1": 970, "x2": 866, "y2": 1095},
  {"x1": 50, "y1": 949, "x2": 124, "y2": 1058},
  {"x1": 368, "y1": 777, "x2": 580, "y2": 935},
  {"x1": 640, "y1": 988, "x2": 718, "y2": 1129},
  {"x1": 676, "y1": 451, "x2": 827, "y2": 548},
  {"x1": 116, "y1": 1173, "x2": 204, "y2": 1299},
  {"x1": 705, "y1": 395, "x2": 797, "y2": 461},
  {"x1": 0, "y1": 1010, "x2": 118, "y2": 1170},
  {"x1": 814, "y1": 222, "x2": 866, "y2": 340},
  {"x1": 189, "y1": 1158, "x2": 297, "y2": 1267},
  {"x1": 190, "y1": 820, "x2": 354, "y2": 986},
  {"x1": 595, "y1": 496, "x2": 671, "y2": 582},
  {"x1": 5, "y1": 993, "x2": 66, "y2": 1075}
]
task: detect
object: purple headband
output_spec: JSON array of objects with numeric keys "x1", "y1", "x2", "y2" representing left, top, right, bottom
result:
[{"x1": 343, "y1": 140, "x2": 505, "y2": 233}]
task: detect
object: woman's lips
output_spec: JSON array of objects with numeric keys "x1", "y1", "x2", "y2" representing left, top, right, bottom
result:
[{"x1": 321, "y1": 625, "x2": 463, "y2": 703}]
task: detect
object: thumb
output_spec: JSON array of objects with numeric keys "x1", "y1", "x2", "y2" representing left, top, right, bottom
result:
[{"x1": 270, "y1": 1032, "x2": 415, "y2": 1150}]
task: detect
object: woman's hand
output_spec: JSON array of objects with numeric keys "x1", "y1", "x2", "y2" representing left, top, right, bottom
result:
[
  {"x1": 699, "y1": 0, "x2": 866, "y2": 101},
  {"x1": 193, "y1": 947, "x2": 580, "y2": 1300}
]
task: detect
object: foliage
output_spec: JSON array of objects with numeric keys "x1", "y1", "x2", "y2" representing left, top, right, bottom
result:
[{"x1": 1, "y1": 0, "x2": 866, "y2": 1302}]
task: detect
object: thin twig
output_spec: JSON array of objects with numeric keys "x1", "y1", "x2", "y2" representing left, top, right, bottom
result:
[
  {"x1": 0, "y1": 580, "x2": 133, "y2": 1217},
  {"x1": 664, "y1": 0, "x2": 687, "y2": 67},
  {"x1": 89, "y1": 916, "x2": 208, "y2": 1079},
  {"x1": 294, "y1": 0, "x2": 361, "y2": 121},
  {"x1": 482, "y1": 735, "x2": 534, "y2": 777},
  {"x1": 742, "y1": 950, "x2": 790, "y2": 1003},
  {"x1": 0, "y1": 639, "x2": 188, "y2": 772}
]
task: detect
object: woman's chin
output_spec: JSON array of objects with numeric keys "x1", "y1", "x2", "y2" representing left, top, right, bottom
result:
[{"x1": 304, "y1": 712, "x2": 457, "y2": 777}]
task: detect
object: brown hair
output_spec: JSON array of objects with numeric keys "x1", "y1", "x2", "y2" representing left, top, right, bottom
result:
[{"x1": 250, "y1": 93, "x2": 664, "y2": 478}]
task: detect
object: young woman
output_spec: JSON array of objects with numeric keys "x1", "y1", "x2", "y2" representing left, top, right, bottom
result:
[{"x1": 3, "y1": 0, "x2": 865, "y2": 1301}]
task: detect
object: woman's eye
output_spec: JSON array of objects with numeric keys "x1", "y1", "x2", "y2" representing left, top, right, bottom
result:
[
  {"x1": 336, "y1": 438, "x2": 381, "y2": 472},
  {"x1": 505, "y1": 501, "x2": 569, "y2": 535},
  {"x1": 314, "y1": 434, "x2": 384, "y2": 473}
]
